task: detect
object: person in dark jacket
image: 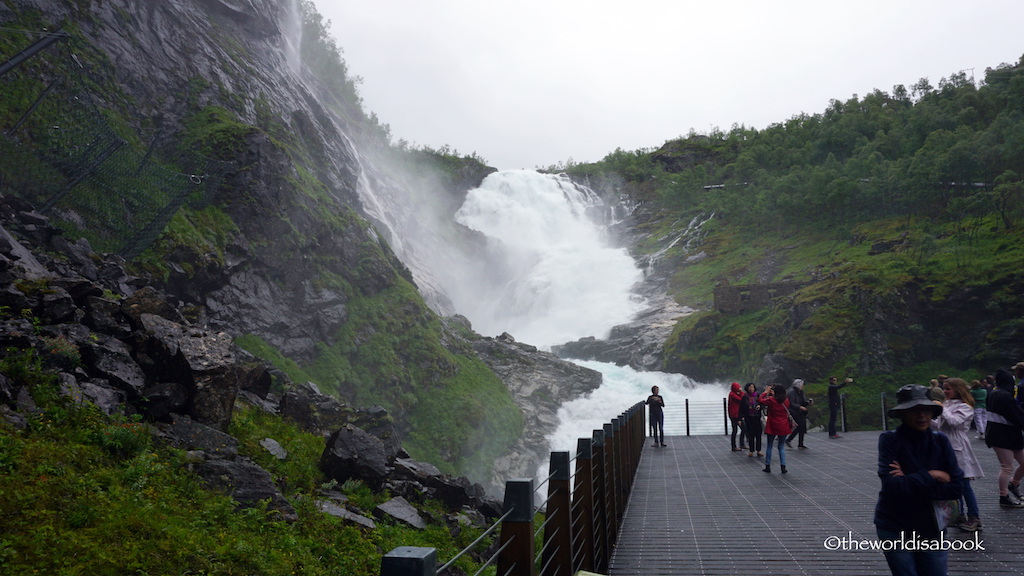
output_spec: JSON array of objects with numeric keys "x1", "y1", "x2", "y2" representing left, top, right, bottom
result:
[
  {"x1": 740, "y1": 383, "x2": 763, "y2": 457},
  {"x1": 828, "y1": 376, "x2": 852, "y2": 438},
  {"x1": 874, "y1": 384, "x2": 964, "y2": 576},
  {"x1": 786, "y1": 379, "x2": 811, "y2": 448},
  {"x1": 985, "y1": 368, "x2": 1024, "y2": 507},
  {"x1": 646, "y1": 385, "x2": 666, "y2": 448},
  {"x1": 727, "y1": 382, "x2": 746, "y2": 451}
]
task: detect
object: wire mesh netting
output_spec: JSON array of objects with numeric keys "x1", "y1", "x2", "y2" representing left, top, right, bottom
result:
[{"x1": 0, "y1": 28, "x2": 234, "y2": 258}]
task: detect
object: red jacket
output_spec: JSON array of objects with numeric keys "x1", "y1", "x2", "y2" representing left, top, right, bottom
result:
[
  {"x1": 760, "y1": 392, "x2": 792, "y2": 436},
  {"x1": 727, "y1": 383, "x2": 743, "y2": 419}
]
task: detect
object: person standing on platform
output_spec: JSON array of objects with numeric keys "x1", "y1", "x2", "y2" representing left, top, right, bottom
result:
[
  {"x1": 828, "y1": 376, "x2": 853, "y2": 438},
  {"x1": 985, "y1": 368, "x2": 1024, "y2": 507},
  {"x1": 970, "y1": 380, "x2": 988, "y2": 441},
  {"x1": 646, "y1": 385, "x2": 666, "y2": 448},
  {"x1": 760, "y1": 384, "x2": 792, "y2": 474},
  {"x1": 741, "y1": 383, "x2": 763, "y2": 458},
  {"x1": 933, "y1": 378, "x2": 985, "y2": 532},
  {"x1": 874, "y1": 384, "x2": 963, "y2": 576},
  {"x1": 728, "y1": 382, "x2": 746, "y2": 452},
  {"x1": 786, "y1": 379, "x2": 811, "y2": 449}
]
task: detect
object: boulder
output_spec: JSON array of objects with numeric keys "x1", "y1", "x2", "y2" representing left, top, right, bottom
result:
[
  {"x1": 158, "y1": 414, "x2": 239, "y2": 459},
  {"x1": 320, "y1": 424, "x2": 389, "y2": 489},
  {"x1": 194, "y1": 458, "x2": 296, "y2": 522},
  {"x1": 375, "y1": 496, "x2": 426, "y2": 529}
]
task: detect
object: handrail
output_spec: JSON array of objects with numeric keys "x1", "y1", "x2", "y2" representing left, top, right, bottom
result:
[{"x1": 379, "y1": 401, "x2": 647, "y2": 576}]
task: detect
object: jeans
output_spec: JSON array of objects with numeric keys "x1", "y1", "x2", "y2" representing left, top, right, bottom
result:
[
  {"x1": 650, "y1": 413, "x2": 664, "y2": 444},
  {"x1": 765, "y1": 434, "x2": 786, "y2": 467},
  {"x1": 961, "y1": 477, "x2": 979, "y2": 518},
  {"x1": 876, "y1": 528, "x2": 947, "y2": 576}
]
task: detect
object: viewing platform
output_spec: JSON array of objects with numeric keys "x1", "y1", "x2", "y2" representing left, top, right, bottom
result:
[{"x1": 610, "y1": 431, "x2": 1024, "y2": 575}]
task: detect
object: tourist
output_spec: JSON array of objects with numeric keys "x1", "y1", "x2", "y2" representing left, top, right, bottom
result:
[
  {"x1": 933, "y1": 378, "x2": 984, "y2": 531},
  {"x1": 970, "y1": 380, "x2": 988, "y2": 440},
  {"x1": 740, "y1": 383, "x2": 763, "y2": 458},
  {"x1": 727, "y1": 382, "x2": 746, "y2": 452},
  {"x1": 785, "y1": 379, "x2": 811, "y2": 448},
  {"x1": 759, "y1": 384, "x2": 792, "y2": 474},
  {"x1": 1013, "y1": 361, "x2": 1024, "y2": 408},
  {"x1": 646, "y1": 385, "x2": 666, "y2": 448},
  {"x1": 928, "y1": 378, "x2": 945, "y2": 402},
  {"x1": 828, "y1": 376, "x2": 852, "y2": 438},
  {"x1": 875, "y1": 384, "x2": 963, "y2": 576},
  {"x1": 985, "y1": 368, "x2": 1024, "y2": 507}
]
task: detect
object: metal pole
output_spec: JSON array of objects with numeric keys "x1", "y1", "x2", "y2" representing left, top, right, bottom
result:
[
  {"x1": 841, "y1": 393, "x2": 848, "y2": 433},
  {"x1": 0, "y1": 30, "x2": 70, "y2": 78},
  {"x1": 572, "y1": 437, "x2": 595, "y2": 574},
  {"x1": 380, "y1": 547, "x2": 436, "y2": 576},
  {"x1": 881, "y1": 392, "x2": 888, "y2": 432},
  {"x1": 497, "y1": 479, "x2": 536, "y2": 576},
  {"x1": 542, "y1": 452, "x2": 572, "y2": 576},
  {"x1": 686, "y1": 398, "x2": 691, "y2": 436}
]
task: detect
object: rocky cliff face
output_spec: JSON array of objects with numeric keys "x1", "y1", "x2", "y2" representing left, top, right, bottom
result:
[{"x1": 1, "y1": 0, "x2": 606, "y2": 489}]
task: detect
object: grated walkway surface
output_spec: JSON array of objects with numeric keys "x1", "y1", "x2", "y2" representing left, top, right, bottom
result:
[{"x1": 609, "y1": 431, "x2": 1024, "y2": 575}]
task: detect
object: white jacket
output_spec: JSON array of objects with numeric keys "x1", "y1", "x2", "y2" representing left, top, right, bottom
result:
[{"x1": 934, "y1": 399, "x2": 985, "y2": 479}]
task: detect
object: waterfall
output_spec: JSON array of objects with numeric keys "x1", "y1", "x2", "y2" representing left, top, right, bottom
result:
[
  {"x1": 282, "y1": 0, "x2": 303, "y2": 76},
  {"x1": 453, "y1": 170, "x2": 644, "y2": 348}
]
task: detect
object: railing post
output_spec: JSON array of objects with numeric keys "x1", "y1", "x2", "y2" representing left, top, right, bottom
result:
[
  {"x1": 542, "y1": 451, "x2": 572, "y2": 576},
  {"x1": 686, "y1": 398, "x2": 691, "y2": 436},
  {"x1": 591, "y1": 429, "x2": 609, "y2": 574},
  {"x1": 497, "y1": 478, "x2": 536, "y2": 576},
  {"x1": 881, "y1": 392, "x2": 889, "y2": 431},
  {"x1": 380, "y1": 546, "x2": 436, "y2": 576},
  {"x1": 572, "y1": 437, "x2": 596, "y2": 573},
  {"x1": 841, "y1": 392, "x2": 848, "y2": 433},
  {"x1": 723, "y1": 397, "x2": 728, "y2": 435},
  {"x1": 602, "y1": 422, "x2": 619, "y2": 549},
  {"x1": 614, "y1": 416, "x2": 627, "y2": 528}
]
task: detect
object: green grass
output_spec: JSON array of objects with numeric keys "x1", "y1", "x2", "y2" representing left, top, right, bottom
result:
[{"x1": 0, "y1": 352, "x2": 498, "y2": 576}]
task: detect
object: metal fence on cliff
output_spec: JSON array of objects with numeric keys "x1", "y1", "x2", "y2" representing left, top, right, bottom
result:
[{"x1": 0, "y1": 27, "x2": 233, "y2": 258}]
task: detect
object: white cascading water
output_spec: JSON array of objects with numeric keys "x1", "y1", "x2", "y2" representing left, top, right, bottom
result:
[
  {"x1": 282, "y1": 0, "x2": 303, "y2": 76},
  {"x1": 453, "y1": 170, "x2": 644, "y2": 348}
]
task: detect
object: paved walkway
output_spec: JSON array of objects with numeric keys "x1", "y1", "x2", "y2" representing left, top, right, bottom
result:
[{"x1": 609, "y1": 431, "x2": 1024, "y2": 575}]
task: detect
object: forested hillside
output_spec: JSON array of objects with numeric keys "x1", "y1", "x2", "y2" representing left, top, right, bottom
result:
[{"x1": 556, "y1": 56, "x2": 1024, "y2": 426}]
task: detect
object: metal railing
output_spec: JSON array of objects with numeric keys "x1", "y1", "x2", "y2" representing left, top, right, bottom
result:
[{"x1": 380, "y1": 402, "x2": 647, "y2": 576}]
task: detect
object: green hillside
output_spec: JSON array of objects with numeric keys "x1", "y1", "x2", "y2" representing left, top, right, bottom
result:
[{"x1": 555, "y1": 56, "x2": 1024, "y2": 426}]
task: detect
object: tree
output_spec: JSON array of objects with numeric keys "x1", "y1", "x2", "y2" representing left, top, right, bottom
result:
[{"x1": 992, "y1": 170, "x2": 1023, "y2": 229}]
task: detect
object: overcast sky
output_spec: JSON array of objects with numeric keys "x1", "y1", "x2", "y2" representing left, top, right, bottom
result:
[{"x1": 311, "y1": 0, "x2": 1024, "y2": 171}]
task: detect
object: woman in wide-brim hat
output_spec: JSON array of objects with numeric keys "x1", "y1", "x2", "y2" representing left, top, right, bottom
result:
[{"x1": 874, "y1": 384, "x2": 963, "y2": 576}]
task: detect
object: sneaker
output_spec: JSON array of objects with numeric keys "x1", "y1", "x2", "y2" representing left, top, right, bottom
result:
[
  {"x1": 958, "y1": 517, "x2": 982, "y2": 532},
  {"x1": 661, "y1": 443, "x2": 666, "y2": 447},
  {"x1": 785, "y1": 440, "x2": 793, "y2": 448},
  {"x1": 757, "y1": 452, "x2": 764, "y2": 457},
  {"x1": 748, "y1": 452, "x2": 754, "y2": 457},
  {"x1": 652, "y1": 443, "x2": 660, "y2": 447},
  {"x1": 798, "y1": 445, "x2": 808, "y2": 449},
  {"x1": 951, "y1": 515, "x2": 967, "y2": 529},
  {"x1": 1010, "y1": 482, "x2": 1022, "y2": 500},
  {"x1": 999, "y1": 495, "x2": 1024, "y2": 508},
  {"x1": 829, "y1": 435, "x2": 842, "y2": 439}
]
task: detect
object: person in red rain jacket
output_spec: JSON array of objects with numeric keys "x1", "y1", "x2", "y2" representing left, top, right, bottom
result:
[
  {"x1": 728, "y1": 382, "x2": 746, "y2": 452},
  {"x1": 760, "y1": 384, "x2": 793, "y2": 474}
]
